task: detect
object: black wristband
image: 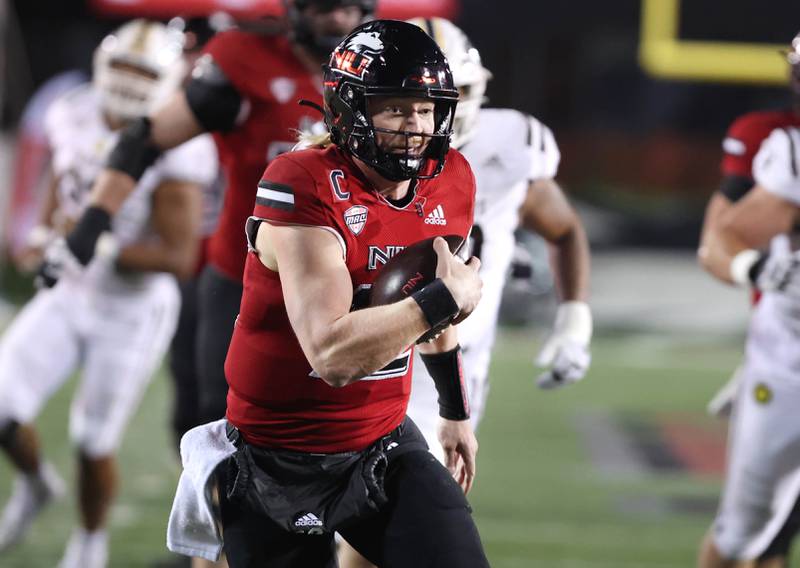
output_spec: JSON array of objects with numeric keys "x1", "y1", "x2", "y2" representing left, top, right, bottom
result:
[
  {"x1": 748, "y1": 252, "x2": 768, "y2": 284},
  {"x1": 718, "y1": 175, "x2": 754, "y2": 203},
  {"x1": 65, "y1": 206, "x2": 112, "y2": 265},
  {"x1": 420, "y1": 345, "x2": 470, "y2": 421},
  {"x1": 106, "y1": 117, "x2": 162, "y2": 180},
  {"x1": 411, "y1": 278, "x2": 459, "y2": 330}
]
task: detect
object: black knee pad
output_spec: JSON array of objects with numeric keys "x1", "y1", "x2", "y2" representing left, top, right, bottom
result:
[
  {"x1": 0, "y1": 420, "x2": 20, "y2": 447},
  {"x1": 759, "y1": 494, "x2": 800, "y2": 560},
  {"x1": 380, "y1": 451, "x2": 489, "y2": 567}
]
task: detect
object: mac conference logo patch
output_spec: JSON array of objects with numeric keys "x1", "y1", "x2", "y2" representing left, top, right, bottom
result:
[{"x1": 344, "y1": 205, "x2": 368, "y2": 236}]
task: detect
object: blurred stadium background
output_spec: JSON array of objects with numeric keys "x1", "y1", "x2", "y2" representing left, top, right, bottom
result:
[{"x1": 1, "y1": 0, "x2": 799, "y2": 565}]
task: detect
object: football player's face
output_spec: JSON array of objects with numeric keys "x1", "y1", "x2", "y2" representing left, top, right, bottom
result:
[
  {"x1": 303, "y1": 4, "x2": 363, "y2": 40},
  {"x1": 368, "y1": 96, "x2": 436, "y2": 156}
]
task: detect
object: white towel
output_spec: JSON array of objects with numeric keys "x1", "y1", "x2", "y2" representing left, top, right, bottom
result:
[{"x1": 166, "y1": 419, "x2": 237, "y2": 561}]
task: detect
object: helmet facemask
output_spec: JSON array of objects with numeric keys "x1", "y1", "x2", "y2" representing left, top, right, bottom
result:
[
  {"x1": 326, "y1": 78, "x2": 457, "y2": 181},
  {"x1": 93, "y1": 20, "x2": 186, "y2": 123},
  {"x1": 95, "y1": 60, "x2": 163, "y2": 121}
]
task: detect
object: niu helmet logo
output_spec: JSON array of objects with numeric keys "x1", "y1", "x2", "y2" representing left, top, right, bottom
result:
[{"x1": 332, "y1": 49, "x2": 373, "y2": 80}]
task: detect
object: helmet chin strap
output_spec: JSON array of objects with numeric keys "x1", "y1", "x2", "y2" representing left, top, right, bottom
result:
[{"x1": 299, "y1": 99, "x2": 325, "y2": 115}]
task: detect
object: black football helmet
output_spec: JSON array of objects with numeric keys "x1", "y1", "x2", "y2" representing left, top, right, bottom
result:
[
  {"x1": 285, "y1": 0, "x2": 376, "y2": 59},
  {"x1": 323, "y1": 20, "x2": 459, "y2": 181}
]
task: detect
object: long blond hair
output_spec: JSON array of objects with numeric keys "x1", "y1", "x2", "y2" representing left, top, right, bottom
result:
[{"x1": 293, "y1": 129, "x2": 334, "y2": 150}]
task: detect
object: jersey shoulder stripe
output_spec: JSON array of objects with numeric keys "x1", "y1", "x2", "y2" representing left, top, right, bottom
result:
[{"x1": 257, "y1": 180, "x2": 295, "y2": 210}]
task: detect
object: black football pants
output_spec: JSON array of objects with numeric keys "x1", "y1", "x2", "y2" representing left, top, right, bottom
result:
[{"x1": 219, "y1": 449, "x2": 490, "y2": 568}]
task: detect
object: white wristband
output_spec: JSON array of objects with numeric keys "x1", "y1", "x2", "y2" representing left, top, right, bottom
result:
[
  {"x1": 729, "y1": 249, "x2": 760, "y2": 287},
  {"x1": 94, "y1": 232, "x2": 120, "y2": 262},
  {"x1": 25, "y1": 225, "x2": 53, "y2": 249},
  {"x1": 553, "y1": 301, "x2": 593, "y2": 346}
]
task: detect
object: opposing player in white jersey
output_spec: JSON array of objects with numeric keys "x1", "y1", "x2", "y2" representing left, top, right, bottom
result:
[
  {"x1": 698, "y1": 126, "x2": 800, "y2": 567},
  {"x1": 0, "y1": 20, "x2": 216, "y2": 568},
  {"x1": 405, "y1": 17, "x2": 592, "y2": 459},
  {"x1": 337, "y1": 17, "x2": 592, "y2": 568}
]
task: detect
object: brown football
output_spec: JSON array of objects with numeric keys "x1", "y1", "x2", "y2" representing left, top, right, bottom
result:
[{"x1": 368, "y1": 235, "x2": 465, "y2": 307}]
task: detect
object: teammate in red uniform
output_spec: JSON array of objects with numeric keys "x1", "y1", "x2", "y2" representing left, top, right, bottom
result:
[
  {"x1": 37, "y1": 0, "x2": 375, "y2": 427},
  {"x1": 167, "y1": 20, "x2": 488, "y2": 567}
]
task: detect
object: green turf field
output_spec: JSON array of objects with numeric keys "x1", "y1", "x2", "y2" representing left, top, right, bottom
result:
[{"x1": 0, "y1": 327, "x2": 770, "y2": 567}]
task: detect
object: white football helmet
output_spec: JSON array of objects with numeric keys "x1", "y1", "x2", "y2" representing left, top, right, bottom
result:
[
  {"x1": 406, "y1": 17, "x2": 492, "y2": 148},
  {"x1": 93, "y1": 19, "x2": 186, "y2": 122},
  {"x1": 787, "y1": 29, "x2": 800, "y2": 65}
]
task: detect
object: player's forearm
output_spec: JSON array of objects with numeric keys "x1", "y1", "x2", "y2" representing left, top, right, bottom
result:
[
  {"x1": 550, "y1": 223, "x2": 590, "y2": 301},
  {"x1": 702, "y1": 192, "x2": 778, "y2": 286},
  {"x1": 697, "y1": 193, "x2": 737, "y2": 284},
  {"x1": 116, "y1": 240, "x2": 199, "y2": 281},
  {"x1": 88, "y1": 94, "x2": 204, "y2": 214},
  {"x1": 87, "y1": 170, "x2": 138, "y2": 215},
  {"x1": 698, "y1": 231, "x2": 740, "y2": 285},
  {"x1": 710, "y1": 220, "x2": 763, "y2": 286},
  {"x1": 308, "y1": 298, "x2": 430, "y2": 387},
  {"x1": 417, "y1": 324, "x2": 458, "y2": 354},
  {"x1": 148, "y1": 91, "x2": 206, "y2": 150},
  {"x1": 36, "y1": 171, "x2": 60, "y2": 229}
]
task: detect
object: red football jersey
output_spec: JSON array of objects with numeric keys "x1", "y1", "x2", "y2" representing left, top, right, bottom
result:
[
  {"x1": 225, "y1": 146, "x2": 476, "y2": 453},
  {"x1": 204, "y1": 30, "x2": 324, "y2": 281},
  {"x1": 721, "y1": 109, "x2": 800, "y2": 178}
]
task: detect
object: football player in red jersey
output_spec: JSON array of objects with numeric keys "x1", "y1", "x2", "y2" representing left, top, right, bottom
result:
[
  {"x1": 165, "y1": 20, "x2": 488, "y2": 568},
  {"x1": 36, "y1": 0, "x2": 376, "y2": 431}
]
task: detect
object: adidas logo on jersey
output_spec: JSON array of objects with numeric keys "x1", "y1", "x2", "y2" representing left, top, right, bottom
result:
[
  {"x1": 424, "y1": 205, "x2": 447, "y2": 225},
  {"x1": 294, "y1": 512, "x2": 324, "y2": 528}
]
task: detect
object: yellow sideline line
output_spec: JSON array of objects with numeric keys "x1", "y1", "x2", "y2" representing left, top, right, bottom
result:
[{"x1": 638, "y1": 0, "x2": 788, "y2": 85}]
